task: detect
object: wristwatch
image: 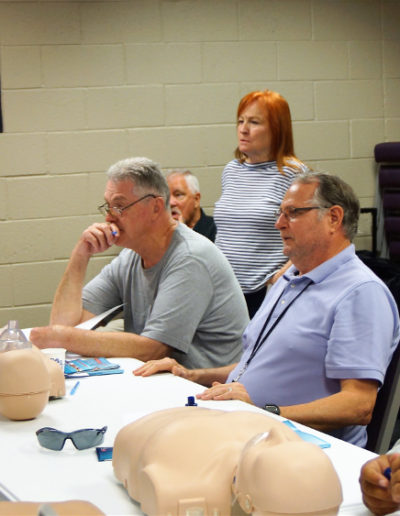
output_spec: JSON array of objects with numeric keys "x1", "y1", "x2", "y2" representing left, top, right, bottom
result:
[{"x1": 264, "y1": 404, "x2": 280, "y2": 415}]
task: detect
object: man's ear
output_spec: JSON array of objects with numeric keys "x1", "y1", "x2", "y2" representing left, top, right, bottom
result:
[
  {"x1": 152, "y1": 196, "x2": 165, "y2": 217},
  {"x1": 194, "y1": 192, "x2": 201, "y2": 208},
  {"x1": 328, "y1": 205, "x2": 344, "y2": 233}
]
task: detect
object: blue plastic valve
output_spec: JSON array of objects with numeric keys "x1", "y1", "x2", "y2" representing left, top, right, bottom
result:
[{"x1": 185, "y1": 396, "x2": 197, "y2": 406}]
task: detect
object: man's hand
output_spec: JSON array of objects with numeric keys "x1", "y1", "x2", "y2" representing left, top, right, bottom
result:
[
  {"x1": 196, "y1": 381, "x2": 254, "y2": 404},
  {"x1": 30, "y1": 325, "x2": 68, "y2": 349},
  {"x1": 77, "y1": 222, "x2": 119, "y2": 257},
  {"x1": 360, "y1": 453, "x2": 400, "y2": 515},
  {"x1": 134, "y1": 361, "x2": 253, "y2": 404},
  {"x1": 133, "y1": 357, "x2": 192, "y2": 380}
]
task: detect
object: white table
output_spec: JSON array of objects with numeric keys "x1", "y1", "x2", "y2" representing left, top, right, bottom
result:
[{"x1": 0, "y1": 357, "x2": 395, "y2": 515}]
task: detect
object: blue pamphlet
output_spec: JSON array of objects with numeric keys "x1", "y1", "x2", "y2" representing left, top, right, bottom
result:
[
  {"x1": 64, "y1": 357, "x2": 123, "y2": 377},
  {"x1": 283, "y1": 420, "x2": 331, "y2": 449}
]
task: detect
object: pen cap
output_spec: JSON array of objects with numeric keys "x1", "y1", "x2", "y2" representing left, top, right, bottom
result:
[{"x1": 0, "y1": 320, "x2": 31, "y2": 353}]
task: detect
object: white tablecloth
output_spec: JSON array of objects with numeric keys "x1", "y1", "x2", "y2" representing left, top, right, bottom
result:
[{"x1": 0, "y1": 357, "x2": 394, "y2": 515}]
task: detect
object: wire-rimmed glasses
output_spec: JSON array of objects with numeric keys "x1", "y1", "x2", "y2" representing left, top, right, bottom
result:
[
  {"x1": 274, "y1": 206, "x2": 325, "y2": 222},
  {"x1": 98, "y1": 194, "x2": 156, "y2": 217}
]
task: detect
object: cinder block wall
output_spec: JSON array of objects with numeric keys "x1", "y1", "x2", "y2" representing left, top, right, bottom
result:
[{"x1": 1, "y1": 0, "x2": 399, "y2": 327}]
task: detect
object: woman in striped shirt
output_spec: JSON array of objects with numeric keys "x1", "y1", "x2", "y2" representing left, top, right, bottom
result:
[{"x1": 214, "y1": 89, "x2": 308, "y2": 318}]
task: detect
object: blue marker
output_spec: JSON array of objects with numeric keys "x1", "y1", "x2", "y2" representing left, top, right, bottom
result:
[
  {"x1": 384, "y1": 467, "x2": 392, "y2": 480},
  {"x1": 70, "y1": 380, "x2": 80, "y2": 396}
]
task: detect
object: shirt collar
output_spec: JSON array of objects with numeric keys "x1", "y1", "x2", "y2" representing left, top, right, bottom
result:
[{"x1": 283, "y1": 244, "x2": 355, "y2": 284}]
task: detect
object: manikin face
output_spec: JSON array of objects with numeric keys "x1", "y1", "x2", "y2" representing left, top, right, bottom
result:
[
  {"x1": 237, "y1": 100, "x2": 273, "y2": 164},
  {"x1": 167, "y1": 174, "x2": 200, "y2": 228},
  {"x1": 234, "y1": 427, "x2": 342, "y2": 515}
]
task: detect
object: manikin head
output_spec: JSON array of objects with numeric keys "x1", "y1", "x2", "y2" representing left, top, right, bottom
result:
[
  {"x1": 0, "y1": 346, "x2": 65, "y2": 421},
  {"x1": 113, "y1": 408, "x2": 342, "y2": 516},
  {"x1": 0, "y1": 500, "x2": 105, "y2": 515},
  {"x1": 233, "y1": 427, "x2": 343, "y2": 515}
]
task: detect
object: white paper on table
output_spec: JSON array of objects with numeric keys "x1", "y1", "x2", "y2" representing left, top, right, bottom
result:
[{"x1": 75, "y1": 304, "x2": 124, "y2": 330}]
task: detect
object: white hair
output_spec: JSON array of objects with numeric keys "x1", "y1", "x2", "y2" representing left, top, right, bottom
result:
[{"x1": 166, "y1": 169, "x2": 200, "y2": 194}]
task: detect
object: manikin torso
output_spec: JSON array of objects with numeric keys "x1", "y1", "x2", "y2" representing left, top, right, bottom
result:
[{"x1": 113, "y1": 407, "x2": 342, "y2": 516}]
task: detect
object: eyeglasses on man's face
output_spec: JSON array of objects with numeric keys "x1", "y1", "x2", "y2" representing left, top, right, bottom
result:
[
  {"x1": 98, "y1": 194, "x2": 156, "y2": 217},
  {"x1": 274, "y1": 206, "x2": 325, "y2": 222}
]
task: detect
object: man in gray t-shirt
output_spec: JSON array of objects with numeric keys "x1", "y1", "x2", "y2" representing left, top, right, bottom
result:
[{"x1": 30, "y1": 157, "x2": 248, "y2": 367}]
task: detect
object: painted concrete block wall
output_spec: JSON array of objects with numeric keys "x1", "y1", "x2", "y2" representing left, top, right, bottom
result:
[{"x1": 0, "y1": 0, "x2": 399, "y2": 327}]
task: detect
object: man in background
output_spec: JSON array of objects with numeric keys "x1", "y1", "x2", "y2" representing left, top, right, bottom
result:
[{"x1": 167, "y1": 170, "x2": 216, "y2": 242}]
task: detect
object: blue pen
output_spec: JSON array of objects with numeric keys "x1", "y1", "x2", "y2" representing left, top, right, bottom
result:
[
  {"x1": 70, "y1": 381, "x2": 80, "y2": 396},
  {"x1": 111, "y1": 230, "x2": 118, "y2": 236},
  {"x1": 384, "y1": 467, "x2": 392, "y2": 480}
]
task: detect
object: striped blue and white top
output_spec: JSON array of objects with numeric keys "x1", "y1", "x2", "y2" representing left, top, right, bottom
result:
[{"x1": 214, "y1": 159, "x2": 307, "y2": 293}]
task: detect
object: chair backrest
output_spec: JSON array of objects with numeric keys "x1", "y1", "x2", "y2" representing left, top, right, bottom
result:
[
  {"x1": 357, "y1": 250, "x2": 400, "y2": 453},
  {"x1": 366, "y1": 340, "x2": 400, "y2": 453}
]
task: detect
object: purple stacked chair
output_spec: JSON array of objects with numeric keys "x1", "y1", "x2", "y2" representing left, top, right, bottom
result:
[{"x1": 375, "y1": 142, "x2": 400, "y2": 262}]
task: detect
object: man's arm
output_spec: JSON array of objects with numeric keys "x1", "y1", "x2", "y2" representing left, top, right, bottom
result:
[
  {"x1": 195, "y1": 378, "x2": 379, "y2": 429},
  {"x1": 30, "y1": 325, "x2": 170, "y2": 361},
  {"x1": 133, "y1": 357, "x2": 236, "y2": 386},
  {"x1": 280, "y1": 378, "x2": 379, "y2": 432},
  {"x1": 50, "y1": 222, "x2": 118, "y2": 326}
]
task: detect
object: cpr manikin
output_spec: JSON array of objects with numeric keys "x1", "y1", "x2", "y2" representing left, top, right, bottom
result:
[
  {"x1": 0, "y1": 345, "x2": 65, "y2": 421},
  {"x1": 113, "y1": 408, "x2": 342, "y2": 516},
  {"x1": 0, "y1": 500, "x2": 105, "y2": 515}
]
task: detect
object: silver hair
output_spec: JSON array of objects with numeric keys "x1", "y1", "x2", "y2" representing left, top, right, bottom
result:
[
  {"x1": 166, "y1": 169, "x2": 200, "y2": 194},
  {"x1": 293, "y1": 171, "x2": 360, "y2": 241},
  {"x1": 107, "y1": 157, "x2": 170, "y2": 209}
]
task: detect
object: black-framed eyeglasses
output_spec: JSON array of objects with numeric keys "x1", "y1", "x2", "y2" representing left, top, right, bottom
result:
[
  {"x1": 36, "y1": 426, "x2": 107, "y2": 451},
  {"x1": 274, "y1": 206, "x2": 325, "y2": 222},
  {"x1": 98, "y1": 194, "x2": 156, "y2": 217}
]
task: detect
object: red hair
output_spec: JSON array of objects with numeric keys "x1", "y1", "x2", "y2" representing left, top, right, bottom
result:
[{"x1": 234, "y1": 90, "x2": 302, "y2": 174}]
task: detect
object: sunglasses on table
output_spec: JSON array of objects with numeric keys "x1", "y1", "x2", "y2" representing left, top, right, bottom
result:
[{"x1": 36, "y1": 426, "x2": 107, "y2": 451}]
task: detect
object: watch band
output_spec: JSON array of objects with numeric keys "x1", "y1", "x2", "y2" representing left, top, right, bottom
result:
[{"x1": 264, "y1": 404, "x2": 280, "y2": 415}]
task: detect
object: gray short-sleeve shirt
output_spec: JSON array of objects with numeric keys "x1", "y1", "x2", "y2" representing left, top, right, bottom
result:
[{"x1": 82, "y1": 224, "x2": 249, "y2": 368}]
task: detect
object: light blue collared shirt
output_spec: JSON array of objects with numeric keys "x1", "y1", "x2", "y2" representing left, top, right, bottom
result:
[{"x1": 227, "y1": 245, "x2": 400, "y2": 447}]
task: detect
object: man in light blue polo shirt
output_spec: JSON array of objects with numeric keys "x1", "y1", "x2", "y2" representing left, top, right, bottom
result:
[{"x1": 134, "y1": 172, "x2": 400, "y2": 448}]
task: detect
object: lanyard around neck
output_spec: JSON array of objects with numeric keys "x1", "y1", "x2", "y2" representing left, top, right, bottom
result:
[{"x1": 233, "y1": 279, "x2": 313, "y2": 382}]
